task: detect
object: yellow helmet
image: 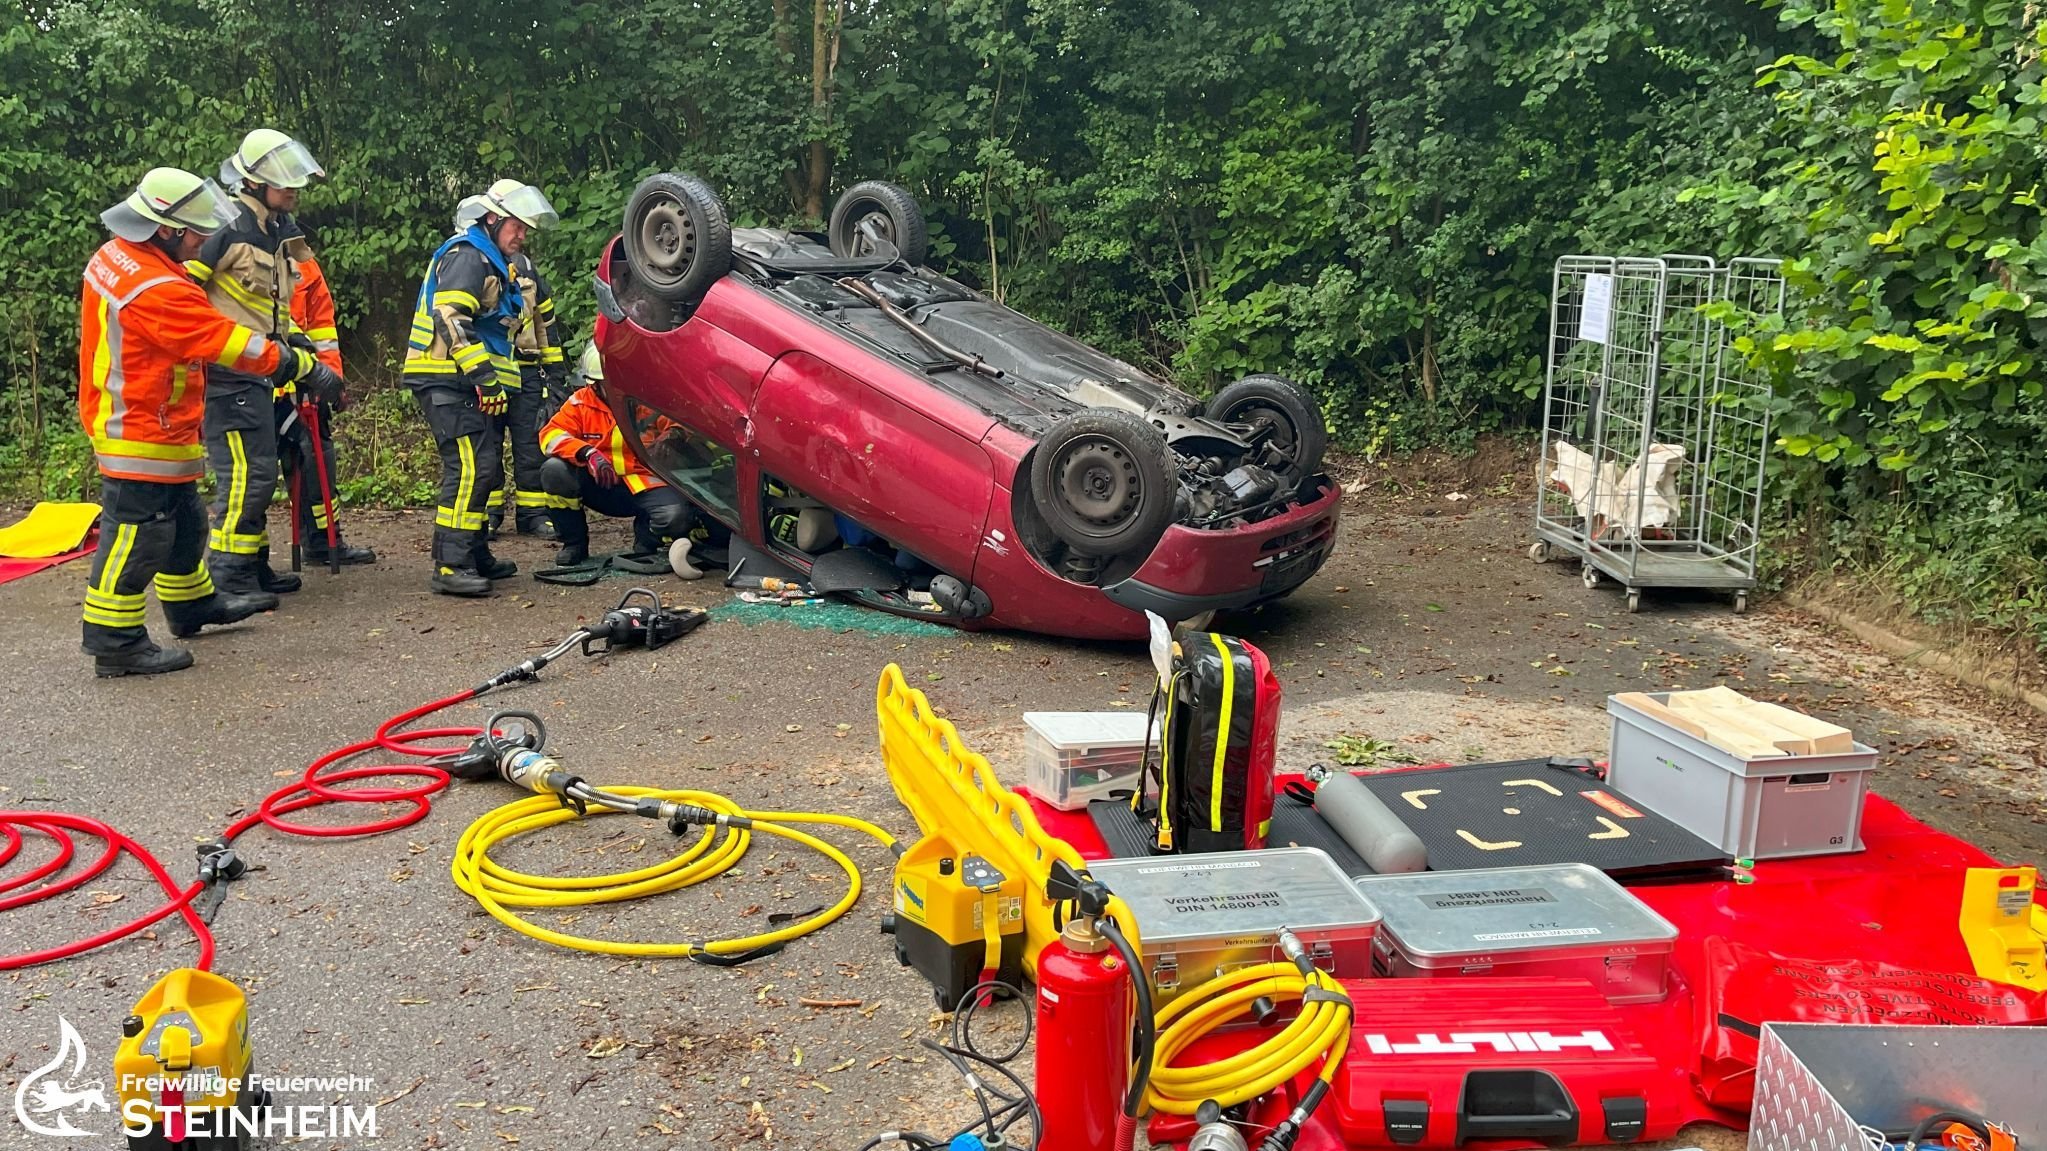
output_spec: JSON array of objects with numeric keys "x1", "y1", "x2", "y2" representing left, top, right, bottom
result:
[
  {"x1": 577, "y1": 344, "x2": 604, "y2": 382},
  {"x1": 224, "y1": 128, "x2": 324, "y2": 190},
  {"x1": 101, "y1": 168, "x2": 238, "y2": 242},
  {"x1": 481, "y1": 178, "x2": 560, "y2": 229}
]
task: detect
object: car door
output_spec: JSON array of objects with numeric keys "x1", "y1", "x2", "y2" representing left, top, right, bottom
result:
[{"x1": 749, "y1": 349, "x2": 996, "y2": 577}]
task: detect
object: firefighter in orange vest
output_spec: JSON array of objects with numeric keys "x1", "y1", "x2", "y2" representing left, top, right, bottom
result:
[
  {"x1": 80, "y1": 168, "x2": 341, "y2": 676},
  {"x1": 537, "y1": 347, "x2": 695, "y2": 566}
]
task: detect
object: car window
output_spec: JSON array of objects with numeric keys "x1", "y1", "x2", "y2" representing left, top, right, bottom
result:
[{"x1": 616, "y1": 393, "x2": 741, "y2": 528}]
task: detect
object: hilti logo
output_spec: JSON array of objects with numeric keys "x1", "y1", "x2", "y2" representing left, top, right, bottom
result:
[{"x1": 1361, "y1": 1030, "x2": 1615, "y2": 1056}]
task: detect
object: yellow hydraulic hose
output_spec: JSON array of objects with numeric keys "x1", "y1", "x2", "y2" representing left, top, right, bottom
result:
[
  {"x1": 1141, "y1": 960, "x2": 1353, "y2": 1117},
  {"x1": 451, "y1": 785, "x2": 896, "y2": 959}
]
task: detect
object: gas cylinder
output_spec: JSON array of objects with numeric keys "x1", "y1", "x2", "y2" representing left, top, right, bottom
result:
[{"x1": 1034, "y1": 916, "x2": 1133, "y2": 1151}]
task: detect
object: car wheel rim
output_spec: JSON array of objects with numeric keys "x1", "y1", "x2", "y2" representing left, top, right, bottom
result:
[
  {"x1": 640, "y1": 194, "x2": 697, "y2": 280},
  {"x1": 1233, "y1": 402, "x2": 1296, "y2": 454},
  {"x1": 852, "y1": 207, "x2": 894, "y2": 255},
  {"x1": 1055, "y1": 437, "x2": 1142, "y2": 534}
]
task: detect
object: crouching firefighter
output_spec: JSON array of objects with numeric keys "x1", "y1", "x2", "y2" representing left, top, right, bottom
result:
[
  {"x1": 80, "y1": 168, "x2": 338, "y2": 676},
  {"x1": 189, "y1": 129, "x2": 344, "y2": 596},
  {"x1": 538, "y1": 347, "x2": 696, "y2": 567},
  {"x1": 401, "y1": 179, "x2": 559, "y2": 596}
]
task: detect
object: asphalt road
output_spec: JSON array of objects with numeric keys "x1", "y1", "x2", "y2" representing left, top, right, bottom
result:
[{"x1": 3, "y1": 496, "x2": 2040, "y2": 1149}]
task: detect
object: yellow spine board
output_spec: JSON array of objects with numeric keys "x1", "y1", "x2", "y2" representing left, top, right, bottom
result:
[
  {"x1": 1959, "y1": 866, "x2": 2047, "y2": 991},
  {"x1": 877, "y1": 663, "x2": 1141, "y2": 977}
]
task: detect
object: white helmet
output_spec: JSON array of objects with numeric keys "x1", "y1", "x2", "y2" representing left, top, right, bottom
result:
[
  {"x1": 577, "y1": 344, "x2": 604, "y2": 382},
  {"x1": 479, "y1": 178, "x2": 559, "y2": 229},
  {"x1": 223, "y1": 128, "x2": 324, "y2": 190},
  {"x1": 101, "y1": 167, "x2": 239, "y2": 242}
]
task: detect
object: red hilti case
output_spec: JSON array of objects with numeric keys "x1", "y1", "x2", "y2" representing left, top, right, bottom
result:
[{"x1": 1329, "y1": 978, "x2": 1690, "y2": 1148}]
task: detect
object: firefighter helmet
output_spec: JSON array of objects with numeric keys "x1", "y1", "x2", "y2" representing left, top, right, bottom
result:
[
  {"x1": 101, "y1": 168, "x2": 239, "y2": 242},
  {"x1": 224, "y1": 129, "x2": 324, "y2": 190}
]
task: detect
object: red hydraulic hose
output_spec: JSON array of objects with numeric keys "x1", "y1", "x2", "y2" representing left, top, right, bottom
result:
[{"x1": 3, "y1": 687, "x2": 491, "y2": 971}]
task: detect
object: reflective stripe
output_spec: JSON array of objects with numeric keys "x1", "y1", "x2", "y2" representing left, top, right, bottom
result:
[
  {"x1": 455, "y1": 434, "x2": 478, "y2": 528},
  {"x1": 168, "y1": 363, "x2": 189, "y2": 410},
  {"x1": 539, "y1": 347, "x2": 564, "y2": 364},
  {"x1": 215, "y1": 326, "x2": 255, "y2": 368},
  {"x1": 95, "y1": 452, "x2": 206, "y2": 481},
  {"x1": 541, "y1": 431, "x2": 573, "y2": 455},
  {"x1": 312, "y1": 339, "x2": 340, "y2": 352},
  {"x1": 452, "y1": 343, "x2": 489, "y2": 370},
  {"x1": 209, "y1": 430, "x2": 267, "y2": 555},
  {"x1": 305, "y1": 326, "x2": 339, "y2": 341},
  {"x1": 513, "y1": 490, "x2": 552, "y2": 509},
  {"x1": 83, "y1": 524, "x2": 143, "y2": 628},
  {"x1": 90, "y1": 293, "x2": 120, "y2": 442},
  {"x1": 93, "y1": 436, "x2": 205, "y2": 462},
  {"x1": 95, "y1": 272, "x2": 179, "y2": 309},
  {"x1": 1208, "y1": 634, "x2": 1236, "y2": 834},
  {"x1": 185, "y1": 259, "x2": 214, "y2": 282},
  {"x1": 556, "y1": 497, "x2": 583, "y2": 512},
  {"x1": 153, "y1": 568, "x2": 216, "y2": 603},
  {"x1": 212, "y1": 271, "x2": 279, "y2": 316},
  {"x1": 485, "y1": 488, "x2": 505, "y2": 510},
  {"x1": 434, "y1": 290, "x2": 480, "y2": 311}
]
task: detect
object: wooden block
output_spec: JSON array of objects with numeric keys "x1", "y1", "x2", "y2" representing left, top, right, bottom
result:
[
  {"x1": 1612, "y1": 691, "x2": 1786, "y2": 758},
  {"x1": 1666, "y1": 686, "x2": 1855, "y2": 755},
  {"x1": 1660, "y1": 689, "x2": 1803, "y2": 757}
]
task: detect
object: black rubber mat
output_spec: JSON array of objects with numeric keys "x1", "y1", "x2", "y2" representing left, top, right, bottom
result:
[
  {"x1": 1086, "y1": 759, "x2": 1728, "y2": 881},
  {"x1": 1355, "y1": 759, "x2": 1730, "y2": 879},
  {"x1": 1087, "y1": 794, "x2": 1376, "y2": 877}
]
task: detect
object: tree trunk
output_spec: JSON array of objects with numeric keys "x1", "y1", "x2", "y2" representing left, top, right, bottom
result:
[{"x1": 803, "y1": 0, "x2": 833, "y2": 222}]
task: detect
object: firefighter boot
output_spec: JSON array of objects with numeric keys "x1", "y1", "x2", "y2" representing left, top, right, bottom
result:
[
  {"x1": 93, "y1": 642, "x2": 196, "y2": 678},
  {"x1": 430, "y1": 565, "x2": 493, "y2": 597},
  {"x1": 207, "y1": 553, "x2": 264, "y2": 597},
  {"x1": 515, "y1": 513, "x2": 558, "y2": 539},
  {"x1": 166, "y1": 590, "x2": 280, "y2": 639},
  {"x1": 472, "y1": 548, "x2": 518, "y2": 581},
  {"x1": 307, "y1": 535, "x2": 378, "y2": 565},
  {"x1": 254, "y1": 547, "x2": 302, "y2": 594},
  {"x1": 553, "y1": 543, "x2": 590, "y2": 566}
]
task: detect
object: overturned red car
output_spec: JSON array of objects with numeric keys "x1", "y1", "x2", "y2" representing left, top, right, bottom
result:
[{"x1": 591, "y1": 173, "x2": 1340, "y2": 640}]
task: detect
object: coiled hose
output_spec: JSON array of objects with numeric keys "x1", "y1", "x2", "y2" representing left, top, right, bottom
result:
[{"x1": 451, "y1": 784, "x2": 895, "y2": 960}]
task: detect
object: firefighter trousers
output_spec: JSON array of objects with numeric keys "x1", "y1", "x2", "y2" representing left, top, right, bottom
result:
[
  {"x1": 488, "y1": 369, "x2": 556, "y2": 533},
  {"x1": 203, "y1": 386, "x2": 279, "y2": 567},
  {"x1": 538, "y1": 456, "x2": 692, "y2": 553},
  {"x1": 81, "y1": 479, "x2": 223, "y2": 655},
  {"x1": 417, "y1": 387, "x2": 501, "y2": 568}
]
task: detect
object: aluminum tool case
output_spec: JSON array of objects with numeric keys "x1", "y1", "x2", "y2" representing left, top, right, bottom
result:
[
  {"x1": 1356, "y1": 863, "x2": 1678, "y2": 1004},
  {"x1": 1088, "y1": 847, "x2": 1380, "y2": 1007}
]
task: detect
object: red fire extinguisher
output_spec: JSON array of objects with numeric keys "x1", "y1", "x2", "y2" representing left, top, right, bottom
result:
[{"x1": 1036, "y1": 862, "x2": 1148, "y2": 1151}]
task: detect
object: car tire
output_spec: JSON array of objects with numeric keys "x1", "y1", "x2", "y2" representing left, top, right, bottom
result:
[
  {"x1": 828, "y1": 180, "x2": 929, "y2": 267},
  {"x1": 1029, "y1": 409, "x2": 1175, "y2": 559},
  {"x1": 623, "y1": 172, "x2": 732, "y2": 303},
  {"x1": 1207, "y1": 373, "x2": 1328, "y2": 479}
]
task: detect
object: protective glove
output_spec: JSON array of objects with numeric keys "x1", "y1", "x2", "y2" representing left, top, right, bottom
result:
[
  {"x1": 269, "y1": 346, "x2": 320, "y2": 389},
  {"x1": 299, "y1": 360, "x2": 345, "y2": 406},
  {"x1": 579, "y1": 446, "x2": 618, "y2": 488},
  {"x1": 464, "y1": 362, "x2": 508, "y2": 416}
]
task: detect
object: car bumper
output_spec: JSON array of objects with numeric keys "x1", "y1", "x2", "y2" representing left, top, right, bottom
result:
[{"x1": 1102, "y1": 480, "x2": 1342, "y2": 620}]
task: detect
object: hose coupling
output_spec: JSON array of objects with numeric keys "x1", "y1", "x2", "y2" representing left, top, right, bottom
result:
[
  {"x1": 660, "y1": 802, "x2": 752, "y2": 835},
  {"x1": 1276, "y1": 927, "x2": 1312, "y2": 973}
]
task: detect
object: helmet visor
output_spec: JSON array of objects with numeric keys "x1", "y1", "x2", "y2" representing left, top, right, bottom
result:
[
  {"x1": 453, "y1": 195, "x2": 491, "y2": 232},
  {"x1": 156, "y1": 178, "x2": 239, "y2": 235},
  {"x1": 246, "y1": 138, "x2": 324, "y2": 189},
  {"x1": 493, "y1": 184, "x2": 559, "y2": 229}
]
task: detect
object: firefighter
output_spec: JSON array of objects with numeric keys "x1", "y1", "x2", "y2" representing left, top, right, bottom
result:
[
  {"x1": 81, "y1": 167, "x2": 341, "y2": 676},
  {"x1": 188, "y1": 128, "x2": 334, "y2": 596},
  {"x1": 456, "y1": 186, "x2": 570, "y2": 538},
  {"x1": 285, "y1": 223, "x2": 376, "y2": 566},
  {"x1": 401, "y1": 179, "x2": 558, "y2": 596},
  {"x1": 538, "y1": 347, "x2": 696, "y2": 566}
]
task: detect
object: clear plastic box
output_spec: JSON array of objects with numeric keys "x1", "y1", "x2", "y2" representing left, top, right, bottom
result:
[{"x1": 1022, "y1": 711, "x2": 1153, "y2": 810}]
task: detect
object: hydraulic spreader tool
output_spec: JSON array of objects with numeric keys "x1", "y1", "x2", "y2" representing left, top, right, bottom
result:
[{"x1": 3, "y1": 588, "x2": 895, "y2": 1149}]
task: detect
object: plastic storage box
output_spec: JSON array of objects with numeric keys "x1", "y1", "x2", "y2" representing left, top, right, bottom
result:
[
  {"x1": 1356, "y1": 863, "x2": 1678, "y2": 1005},
  {"x1": 1606, "y1": 692, "x2": 1878, "y2": 860},
  {"x1": 1087, "y1": 847, "x2": 1380, "y2": 1008},
  {"x1": 1023, "y1": 711, "x2": 1152, "y2": 811},
  {"x1": 1752, "y1": 1023, "x2": 2044, "y2": 1151}
]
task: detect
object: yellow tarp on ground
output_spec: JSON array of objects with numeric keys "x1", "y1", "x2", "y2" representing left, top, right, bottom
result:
[{"x1": 0, "y1": 502, "x2": 100, "y2": 558}]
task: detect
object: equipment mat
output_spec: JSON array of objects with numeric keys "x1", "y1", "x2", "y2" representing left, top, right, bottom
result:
[
  {"x1": 1086, "y1": 794, "x2": 1375, "y2": 877},
  {"x1": 1355, "y1": 759, "x2": 1730, "y2": 879},
  {"x1": 1086, "y1": 759, "x2": 1728, "y2": 880}
]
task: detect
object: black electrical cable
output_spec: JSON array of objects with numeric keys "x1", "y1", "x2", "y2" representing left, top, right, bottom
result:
[
  {"x1": 951, "y1": 979, "x2": 1034, "y2": 1065},
  {"x1": 1100, "y1": 917, "x2": 1155, "y2": 1120},
  {"x1": 854, "y1": 981, "x2": 1040, "y2": 1151},
  {"x1": 1908, "y1": 1111, "x2": 1995, "y2": 1151}
]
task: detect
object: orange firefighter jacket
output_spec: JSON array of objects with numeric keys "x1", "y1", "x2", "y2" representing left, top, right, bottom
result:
[
  {"x1": 291, "y1": 253, "x2": 344, "y2": 375},
  {"x1": 79, "y1": 237, "x2": 285, "y2": 483},
  {"x1": 539, "y1": 386, "x2": 668, "y2": 494}
]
